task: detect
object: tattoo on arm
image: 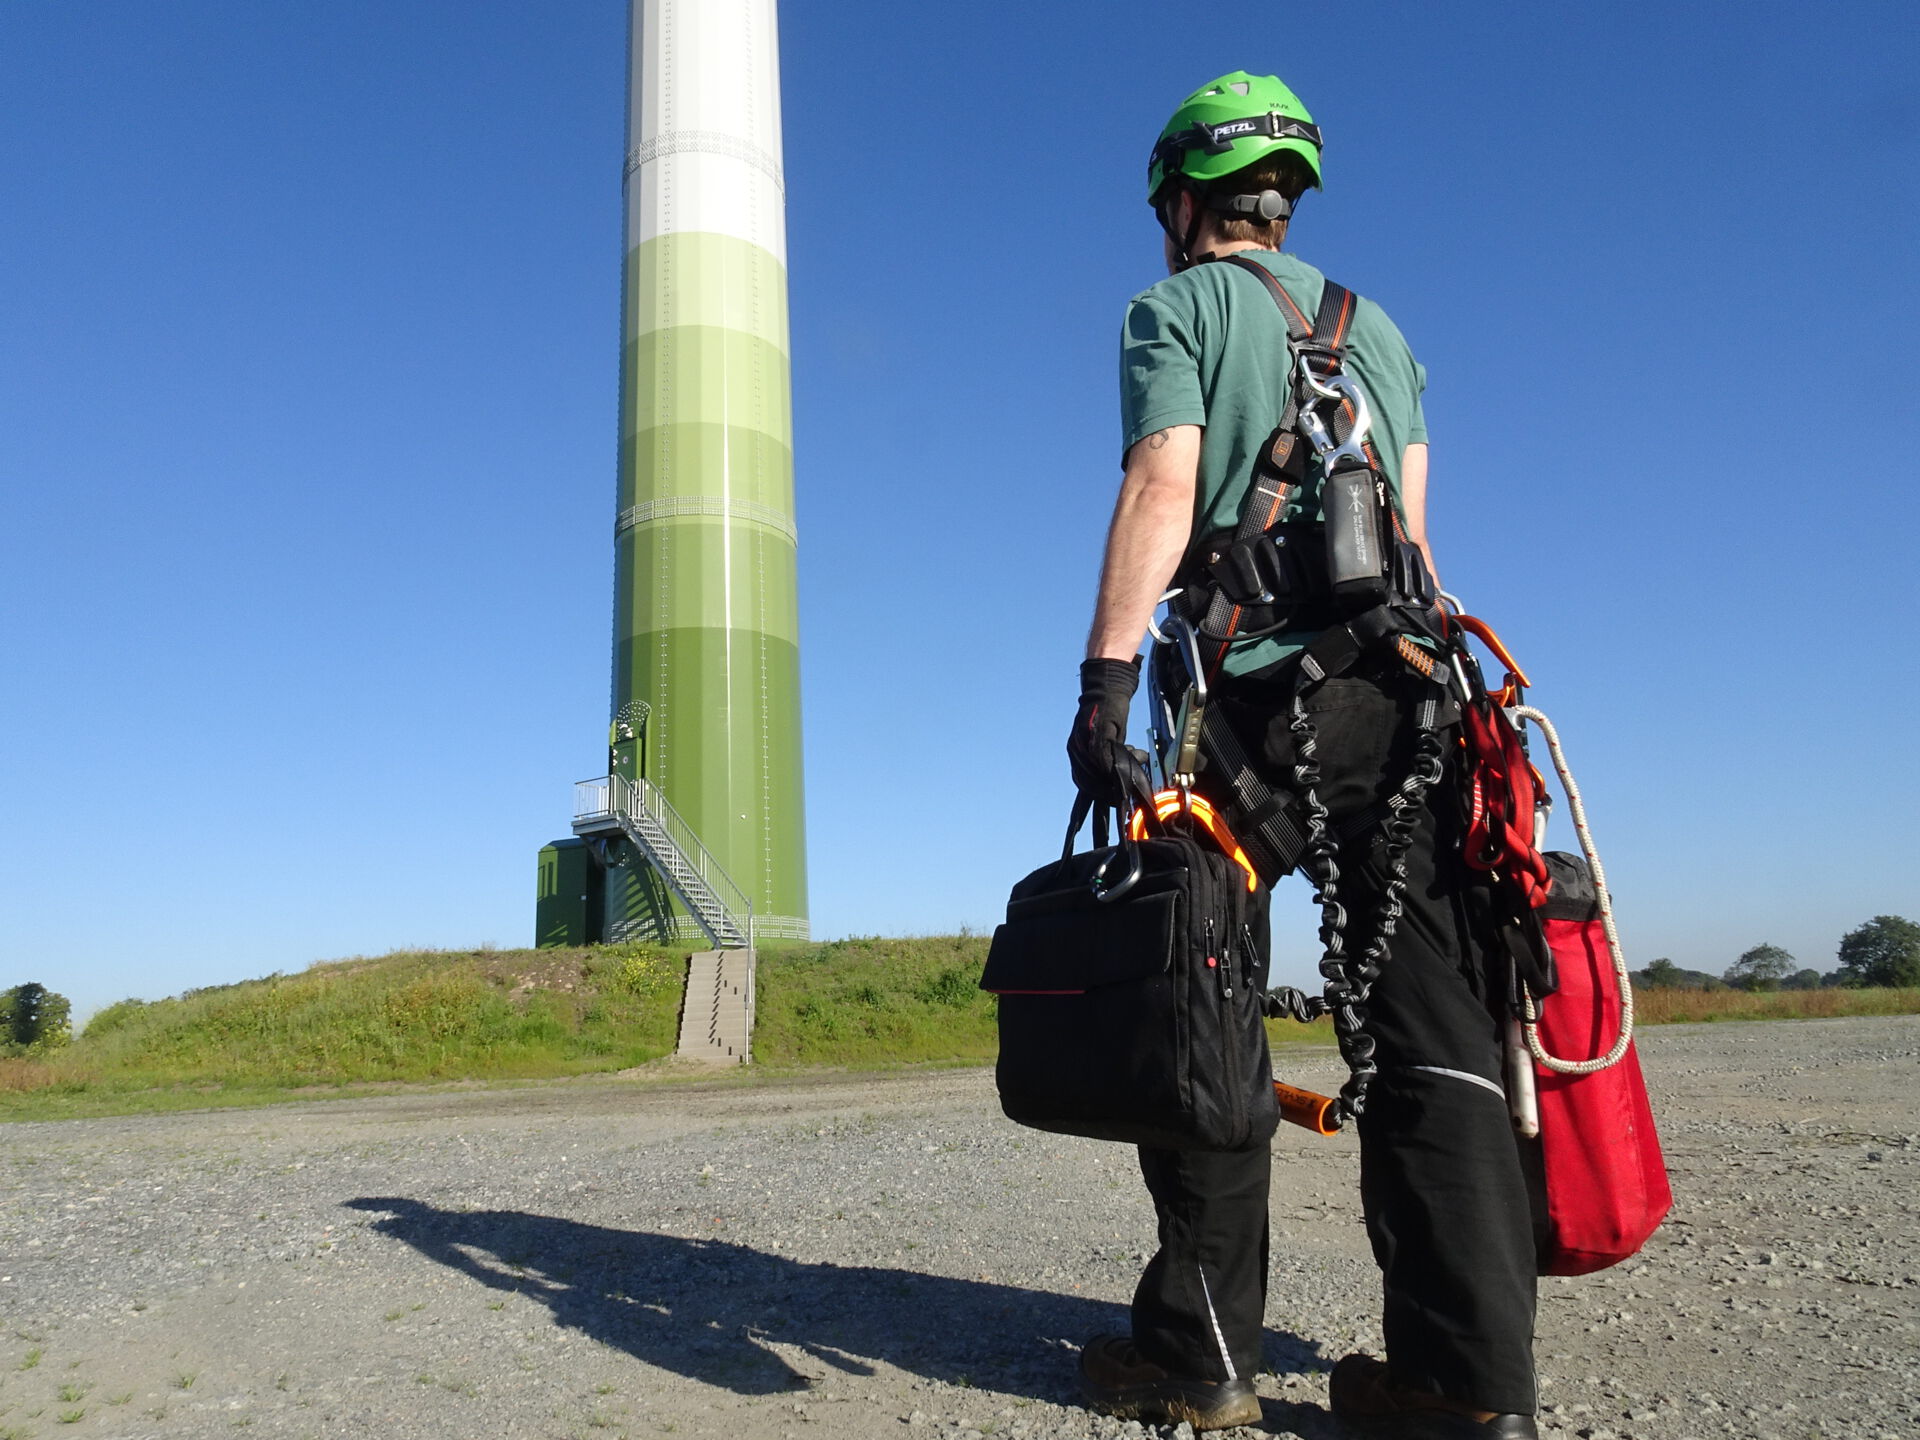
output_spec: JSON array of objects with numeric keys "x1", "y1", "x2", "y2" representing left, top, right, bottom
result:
[{"x1": 1145, "y1": 429, "x2": 1171, "y2": 450}]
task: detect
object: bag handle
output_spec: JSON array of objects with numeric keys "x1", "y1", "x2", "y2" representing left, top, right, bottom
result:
[
  {"x1": 1061, "y1": 790, "x2": 1101, "y2": 861},
  {"x1": 1511, "y1": 706, "x2": 1636, "y2": 1074}
]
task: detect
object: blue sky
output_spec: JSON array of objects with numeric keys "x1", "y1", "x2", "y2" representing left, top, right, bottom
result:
[{"x1": 4, "y1": 1, "x2": 1916, "y2": 1019}]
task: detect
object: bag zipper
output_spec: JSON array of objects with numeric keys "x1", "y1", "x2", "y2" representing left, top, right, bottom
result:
[
  {"x1": 1206, "y1": 916, "x2": 1231, "y2": 1001},
  {"x1": 1208, "y1": 889, "x2": 1244, "y2": 1136}
]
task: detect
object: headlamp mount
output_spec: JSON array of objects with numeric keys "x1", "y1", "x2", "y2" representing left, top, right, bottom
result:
[
  {"x1": 1152, "y1": 112, "x2": 1323, "y2": 169},
  {"x1": 1209, "y1": 189, "x2": 1293, "y2": 223}
]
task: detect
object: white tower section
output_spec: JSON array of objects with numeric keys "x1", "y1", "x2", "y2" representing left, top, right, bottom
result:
[{"x1": 627, "y1": 0, "x2": 788, "y2": 261}]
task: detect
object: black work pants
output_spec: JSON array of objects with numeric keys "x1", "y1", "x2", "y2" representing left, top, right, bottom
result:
[{"x1": 1130, "y1": 667, "x2": 1538, "y2": 1415}]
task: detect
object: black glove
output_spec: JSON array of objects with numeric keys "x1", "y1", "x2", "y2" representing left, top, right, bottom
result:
[{"x1": 1067, "y1": 657, "x2": 1150, "y2": 806}]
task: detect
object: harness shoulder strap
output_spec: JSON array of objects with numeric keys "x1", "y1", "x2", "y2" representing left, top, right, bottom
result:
[
  {"x1": 1210, "y1": 260, "x2": 1365, "y2": 549},
  {"x1": 1219, "y1": 253, "x2": 1314, "y2": 341},
  {"x1": 1302, "y1": 276, "x2": 1358, "y2": 364},
  {"x1": 1193, "y1": 260, "x2": 1365, "y2": 678}
]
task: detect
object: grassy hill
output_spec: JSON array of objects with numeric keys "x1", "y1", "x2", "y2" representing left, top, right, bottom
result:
[
  {"x1": 5, "y1": 938, "x2": 1914, "y2": 1121},
  {"x1": 2, "y1": 937, "x2": 1002, "y2": 1118}
]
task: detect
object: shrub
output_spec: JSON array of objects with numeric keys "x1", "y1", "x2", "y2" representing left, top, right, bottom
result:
[
  {"x1": 81, "y1": 999, "x2": 150, "y2": 1041},
  {"x1": 916, "y1": 966, "x2": 980, "y2": 1008}
]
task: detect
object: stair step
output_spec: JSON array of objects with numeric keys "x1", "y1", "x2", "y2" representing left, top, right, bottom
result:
[{"x1": 674, "y1": 948, "x2": 757, "y2": 1065}]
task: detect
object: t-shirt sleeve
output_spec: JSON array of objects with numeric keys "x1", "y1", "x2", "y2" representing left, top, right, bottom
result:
[
  {"x1": 1350, "y1": 295, "x2": 1431, "y2": 456},
  {"x1": 1119, "y1": 290, "x2": 1205, "y2": 458}
]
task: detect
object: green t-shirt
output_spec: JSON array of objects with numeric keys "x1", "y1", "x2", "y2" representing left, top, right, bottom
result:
[{"x1": 1119, "y1": 250, "x2": 1428, "y2": 674}]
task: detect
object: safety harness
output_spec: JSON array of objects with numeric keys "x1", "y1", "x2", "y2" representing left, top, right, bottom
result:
[{"x1": 1145, "y1": 257, "x2": 1458, "y2": 1125}]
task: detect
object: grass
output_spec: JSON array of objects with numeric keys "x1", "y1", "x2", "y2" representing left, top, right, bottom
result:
[
  {"x1": 2, "y1": 940, "x2": 1914, "y2": 1122},
  {"x1": 1631, "y1": 984, "x2": 1920, "y2": 1025},
  {"x1": 750, "y1": 935, "x2": 994, "y2": 1068},
  {"x1": 0, "y1": 944, "x2": 685, "y2": 1119}
]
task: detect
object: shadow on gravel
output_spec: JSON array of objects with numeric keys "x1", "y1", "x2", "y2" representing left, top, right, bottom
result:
[{"x1": 345, "y1": 1196, "x2": 1331, "y2": 1419}]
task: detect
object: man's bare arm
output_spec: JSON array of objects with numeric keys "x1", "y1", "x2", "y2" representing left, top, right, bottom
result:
[
  {"x1": 1086, "y1": 425, "x2": 1201, "y2": 661},
  {"x1": 1398, "y1": 442, "x2": 1440, "y2": 592}
]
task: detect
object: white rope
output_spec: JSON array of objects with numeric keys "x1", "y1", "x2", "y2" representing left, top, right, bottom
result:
[{"x1": 1510, "y1": 704, "x2": 1635, "y2": 1075}]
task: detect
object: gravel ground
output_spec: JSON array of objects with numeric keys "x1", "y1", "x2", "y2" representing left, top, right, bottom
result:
[{"x1": 0, "y1": 1017, "x2": 1915, "y2": 1440}]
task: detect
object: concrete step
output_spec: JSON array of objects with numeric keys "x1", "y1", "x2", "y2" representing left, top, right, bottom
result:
[{"x1": 674, "y1": 948, "x2": 757, "y2": 1065}]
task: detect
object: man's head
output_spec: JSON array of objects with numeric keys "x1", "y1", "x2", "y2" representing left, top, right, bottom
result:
[{"x1": 1148, "y1": 72, "x2": 1322, "y2": 271}]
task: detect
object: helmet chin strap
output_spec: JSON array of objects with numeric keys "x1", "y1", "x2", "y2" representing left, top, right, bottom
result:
[{"x1": 1157, "y1": 183, "x2": 1211, "y2": 273}]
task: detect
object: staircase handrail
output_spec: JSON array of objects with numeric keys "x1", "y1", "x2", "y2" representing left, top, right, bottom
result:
[
  {"x1": 575, "y1": 773, "x2": 755, "y2": 945},
  {"x1": 627, "y1": 775, "x2": 756, "y2": 936}
]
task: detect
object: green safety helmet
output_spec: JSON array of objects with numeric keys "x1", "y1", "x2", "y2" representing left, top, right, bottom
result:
[{"x1": 1147, "y1": 71, "x2": 1323, "y2": 207}]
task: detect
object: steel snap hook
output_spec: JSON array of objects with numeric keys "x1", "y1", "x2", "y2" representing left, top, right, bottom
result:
[{"x1": 1295, "y1": 363, "x2": 1375, "y2": 469}]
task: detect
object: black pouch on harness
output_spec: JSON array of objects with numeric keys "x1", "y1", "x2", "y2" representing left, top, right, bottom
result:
[
  {"x1": 1196, "y1": 521, "x2": 1331, "y2": 610},
  {"x1": 1321, "y1": 466, "x2": 1390, "y2": 605},
  {"x1": 979, "y1": 796, "x2": 1279, "y2": 1151}
]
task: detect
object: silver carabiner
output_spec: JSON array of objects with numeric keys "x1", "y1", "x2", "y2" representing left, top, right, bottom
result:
[
  {"x1": 1158, "y1": 611, "x2": 1209, "y2": 707},
  {"x1": 1153, "y1": 612, "x2": 1210, "y2": 787},
  {"x1": 1296, "y1": 361, "x2": 1376, "y2": 474},
  {"x1": 1448, "y1": 648, "x2": 1476, "y2": 704}
]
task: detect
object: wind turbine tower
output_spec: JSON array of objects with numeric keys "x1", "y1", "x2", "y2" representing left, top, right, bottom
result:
[{"x1": 538, "y1": 0, "x2": 807, "y2": 949}]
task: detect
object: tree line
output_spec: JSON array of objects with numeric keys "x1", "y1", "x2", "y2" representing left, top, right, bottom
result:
[{"x1": 1632, "y1": 915, "x2": 1920, "y2": 992}]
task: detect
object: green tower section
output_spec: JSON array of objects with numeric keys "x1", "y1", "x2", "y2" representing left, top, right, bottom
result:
[{"x1": 607, "y1": 230, "x2": 807, "y2": 940}]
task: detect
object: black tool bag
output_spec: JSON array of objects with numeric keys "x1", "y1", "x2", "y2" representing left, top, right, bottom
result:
[{"x1": 979, "y1": 797, "x2": 1279, "y2": 1151}]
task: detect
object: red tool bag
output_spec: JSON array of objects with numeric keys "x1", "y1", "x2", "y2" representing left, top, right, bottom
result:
[
  {"x1": 1529, "y1": 850, "x2": 1673, "y2": 1275},
  {"x1": 1449, "y1": 615, "x2": 1672, "y2": 1275}
]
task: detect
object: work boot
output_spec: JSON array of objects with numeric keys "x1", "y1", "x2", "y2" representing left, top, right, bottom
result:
[
  {"x1": 1078, "y1": 1334, "x2": 1262, "y2": 1431},
  {"x1": 1329, "y1": 1354, "x2": 1538, "y2": 1439}
]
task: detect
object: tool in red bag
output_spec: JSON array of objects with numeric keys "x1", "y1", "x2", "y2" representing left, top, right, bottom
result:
[{"x1": 1443, "y1": 602, "x2": 1674, "y2": 1275}]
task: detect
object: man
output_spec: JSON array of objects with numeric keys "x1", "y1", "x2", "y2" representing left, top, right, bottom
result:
[{"x1": 1065, "y1": 74, "x2": 1540, "y2": 1438}]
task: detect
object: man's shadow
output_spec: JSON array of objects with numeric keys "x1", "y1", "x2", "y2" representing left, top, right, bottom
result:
[{"x1": 344, "y1": 1196, "x2": 1333, "y2": 1425}]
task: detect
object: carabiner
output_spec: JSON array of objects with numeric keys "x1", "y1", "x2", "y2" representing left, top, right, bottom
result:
[
  {"x1": 1152, "y1": 612, "x2": 1210, "y2": 787},
  {"x1": 1157, "y1": 611, "x2": 1209, "y2": 707},
  {"x1": 1090, "y1": 842, "x2": 1145, "y2": 903},
  {"x1": 1296, "y1": 362, "x2": 1375, "y2": 473}
]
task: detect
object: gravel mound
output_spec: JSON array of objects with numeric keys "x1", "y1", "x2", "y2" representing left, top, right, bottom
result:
[{"x1": 0, "y1": 1017, "x2": 1914, "y2": 1439}]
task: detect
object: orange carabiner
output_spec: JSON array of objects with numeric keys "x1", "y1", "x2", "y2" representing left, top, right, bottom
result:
[
  {"x1": 1128, "y1": 789, "x2": 1261, "y2": 893},
  {"x1": 1450, "y1": 613, "x2": 1532, "y2": 705}
]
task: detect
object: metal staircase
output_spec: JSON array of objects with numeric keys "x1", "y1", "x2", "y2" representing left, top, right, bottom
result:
[{"x1": 572, "y1": 774, "x2": 754, "y2": 948}]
